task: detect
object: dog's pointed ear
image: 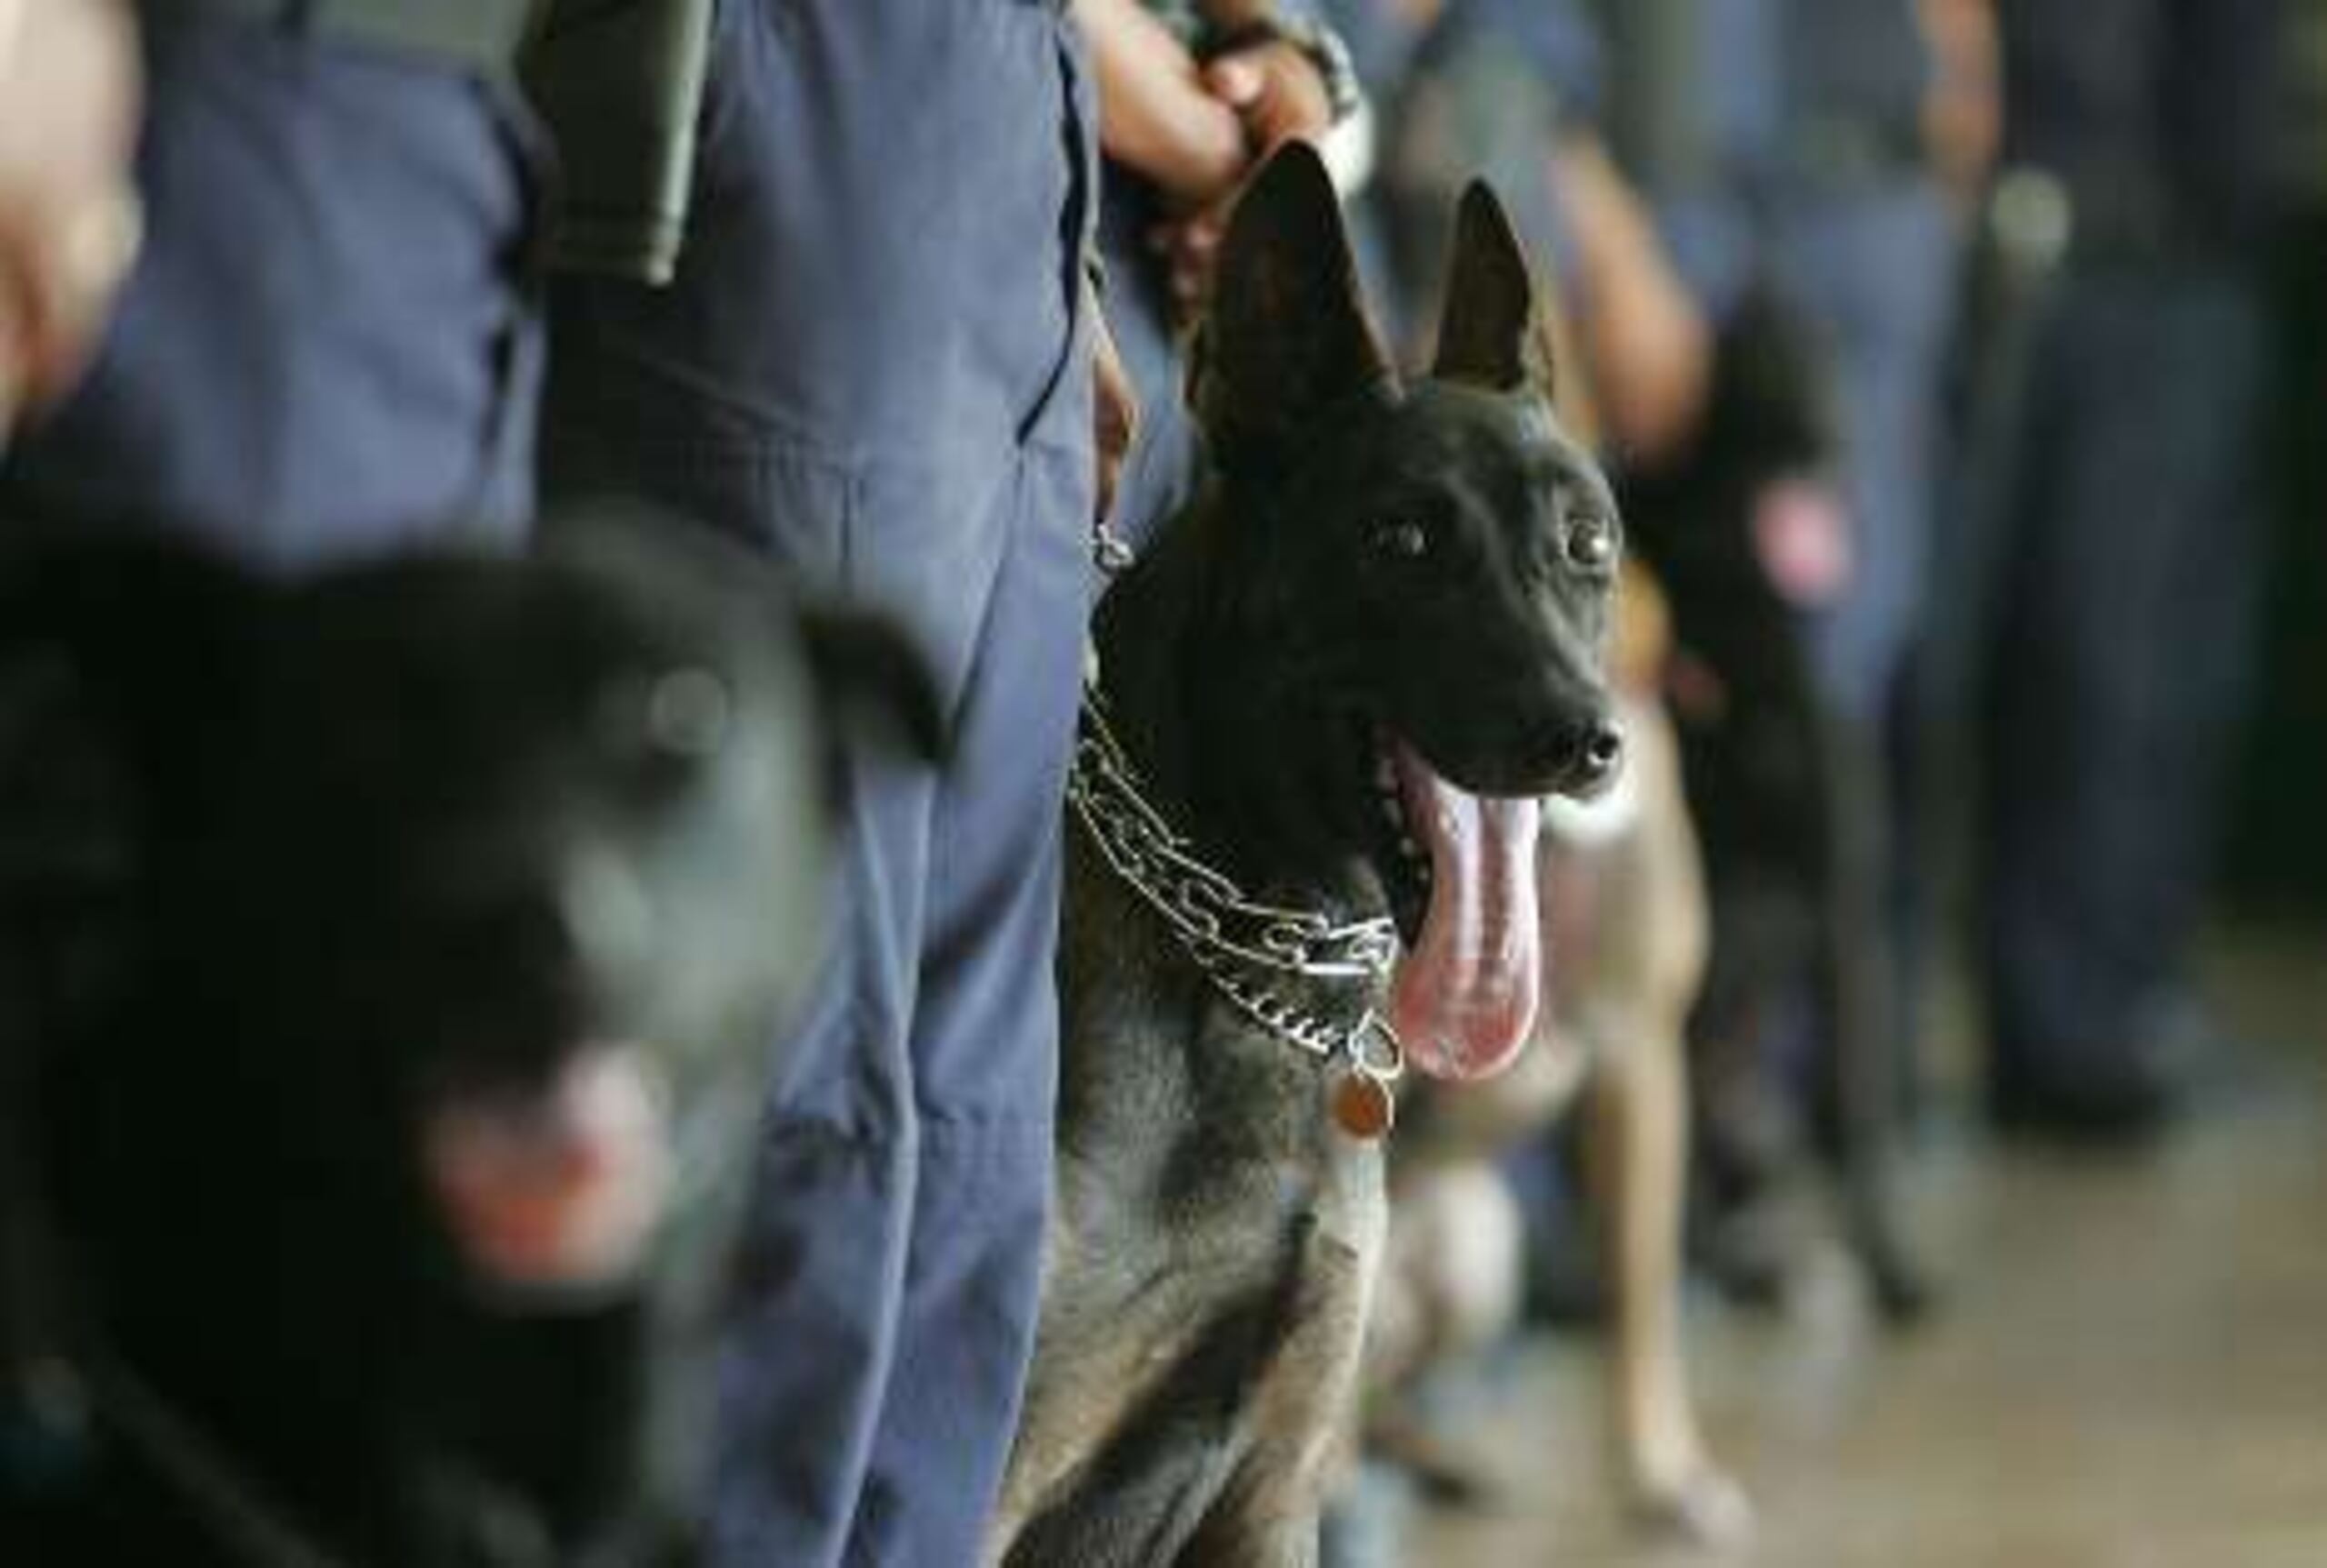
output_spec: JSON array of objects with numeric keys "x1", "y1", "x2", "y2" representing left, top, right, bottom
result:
[
  {"x1": 1193, "y1": 142, "x2": 1392, "y2": 464},
  {"x1": 1433, "y1": 180, "x2": 1553, "y2": 396}
]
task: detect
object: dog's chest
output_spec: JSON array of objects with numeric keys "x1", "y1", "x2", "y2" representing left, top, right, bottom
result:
[{"x1": 1034, "y1": 866, "x2": 1389, "y2": 1474}]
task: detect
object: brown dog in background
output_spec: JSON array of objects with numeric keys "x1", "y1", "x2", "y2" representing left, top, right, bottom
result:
[{"x1": 1361, "y1": 564, "x2": 1751, "y2": 1546}]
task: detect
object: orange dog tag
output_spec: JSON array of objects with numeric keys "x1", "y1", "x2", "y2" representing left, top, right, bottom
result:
[{"x1": 1331, "y1": 1068, "x2": 1395, "y2": 1140}]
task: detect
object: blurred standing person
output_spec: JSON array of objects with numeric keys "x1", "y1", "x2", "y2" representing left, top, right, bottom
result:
[
  {"x1": 528, "y1": 2, "x2": 1134, "y2": 1563},
  {"x1": 1970, "y1": 0, "x2": 2285, "y2": 1138},
  {"x1": 1, "y1": 0, "x2": 544, "y2": 569},
  {"x1": 1593, "y1": 0, "x2": 1979, "y2": 728},
  {"x1": 1081, "y1": 0, "x2": 1357, "y2": 552}
]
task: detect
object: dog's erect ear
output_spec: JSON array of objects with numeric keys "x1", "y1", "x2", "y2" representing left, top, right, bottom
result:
[
  {"x1": 1193, "y1": 142, "x2": 1392, "y2": 463},
  {"x1": 798, "y1": 607, "x2": 948, "y2": 773},
  {"x1": 1433, "y1": 180, "x2": 1553, "y2": 397}
]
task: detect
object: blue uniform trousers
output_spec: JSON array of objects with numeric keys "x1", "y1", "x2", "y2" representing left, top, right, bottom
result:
[
  {"x1": 1766, "y1": 179, "x2": 1956, "y2": 729},
  {"x1": 539, "y1": 4, "x2": 1095, "y2": 1563},
  {"x1": 0, "y1": 3, "x2": 541, "y2": 567},
  {"x1": 1976, "y1": 260, "x2": 2268, "y2": 1068}
]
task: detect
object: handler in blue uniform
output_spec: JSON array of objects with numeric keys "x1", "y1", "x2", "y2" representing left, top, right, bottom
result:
[
  {"x1": 1970, "y1": 0, "x2": 2282, "y2": 1136},
  {"x1": 534, "y1": 4, "x2": 1106, "y2": 1562},
  {"x1": 0, "y1": 0, "x2": 544, "y2": 570}
]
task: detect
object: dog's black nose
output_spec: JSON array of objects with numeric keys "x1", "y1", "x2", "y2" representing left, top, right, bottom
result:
[{"x1": 1573, "y1": 719, "x2": 1624, "y2": 789}]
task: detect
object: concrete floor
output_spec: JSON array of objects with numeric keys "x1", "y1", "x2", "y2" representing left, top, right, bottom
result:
[{"x1": 1409, "y1": 927, "x2": 2327, "y2": 1568}]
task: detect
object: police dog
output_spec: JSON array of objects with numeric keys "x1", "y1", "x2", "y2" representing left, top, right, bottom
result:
[
  {"x1": 0, "y1": 514, "x2": 935, "y2": 1566},
  {"x1": 990, "y1": 145, "x2": 1622, "y2": 1566}
]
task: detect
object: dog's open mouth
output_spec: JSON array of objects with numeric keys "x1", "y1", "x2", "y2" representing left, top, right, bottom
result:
[
  {"x1": 421, "y1": 1044, "x2": 672, "y2": 1302},
  {"x1": 1366, "y1": 730, "x2": 1542, "y2": 1082}
]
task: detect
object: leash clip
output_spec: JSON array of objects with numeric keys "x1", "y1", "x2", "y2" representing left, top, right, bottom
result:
[{"x1": 1092, "y1": 519, "x2": 1135, "y2": 575}]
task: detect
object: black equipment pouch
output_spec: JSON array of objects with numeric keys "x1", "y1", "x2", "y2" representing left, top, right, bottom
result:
[{"x1": 520, "y1": 0, "x2": 717, "y2": 285}]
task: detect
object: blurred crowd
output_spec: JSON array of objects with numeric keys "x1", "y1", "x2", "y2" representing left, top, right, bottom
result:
[
  {"x1": 1, "y1": 0, "x2": 2320, "y2": 1563},
  {"x1": 1198, "y1": 0, "x2": 2308, "y2": 1145}
]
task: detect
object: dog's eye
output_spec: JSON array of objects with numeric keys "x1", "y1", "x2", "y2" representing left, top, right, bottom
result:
[
  {"x1": 600, "y1": 667, "x2": 731, "y2": 782},
  {"x1": 1371, "y1": 518, "x2": 1430, "y2": 561},
  {"x1": 1564, "y1": 513, "x2": 1616, "y2": 574}
]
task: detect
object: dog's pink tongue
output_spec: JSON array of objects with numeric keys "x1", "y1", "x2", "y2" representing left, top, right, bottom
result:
[
  {"x1": 423, "y1": 1046, "x2": 669, "y2": 1295},
  {"x1": 1387, "y1": 740, "x2": 1543, "y2": 1081}
]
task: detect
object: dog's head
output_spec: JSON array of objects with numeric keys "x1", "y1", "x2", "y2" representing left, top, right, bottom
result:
[
  {"x1": 2, "y1": 512, "x2": 937, "y2": 1555},
  {"x1": 1176, "y1": 144, "x2": 1621, "y2": 1082}
]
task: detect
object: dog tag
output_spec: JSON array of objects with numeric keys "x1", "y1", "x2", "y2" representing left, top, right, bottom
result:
[{"x1": 1331, "y1": 1067, "x2": 1396, "y2": 1141}]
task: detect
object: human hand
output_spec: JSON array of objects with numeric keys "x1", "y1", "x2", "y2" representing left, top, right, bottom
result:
[
  {"x1": 1077, "y1": 0, "x2": 1250, "y2": 206},
  {"x1": 1144, "y1": 38, "x2": 1336, "y2": 323},
  {"x1": 1199, "y1": 39, "x2": 1333, "y2": 155},
  {"x1": 1089, "y1": 280, "x2": 1139, "y2": 530},
  {"x1": 0, "y1": 0, "x2": 143, "y2": 434}
]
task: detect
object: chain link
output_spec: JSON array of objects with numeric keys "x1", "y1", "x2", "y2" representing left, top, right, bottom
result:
[{"x1": 1067, "y1": 684, "x2": 1404, "y2": 1084}]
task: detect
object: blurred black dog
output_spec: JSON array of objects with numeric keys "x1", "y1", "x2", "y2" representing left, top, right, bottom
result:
[
  {"x1": 1620, "y1": 292, "x2": 1931, "y2": 1324},
  {"x1": 0, "y1": 513, "x2": 937, "y2": 1565}
]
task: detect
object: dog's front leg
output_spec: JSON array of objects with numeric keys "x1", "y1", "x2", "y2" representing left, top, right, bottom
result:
[{"x1": 1583, "y1": 1006, "x2": 1753, "y2": 1549}]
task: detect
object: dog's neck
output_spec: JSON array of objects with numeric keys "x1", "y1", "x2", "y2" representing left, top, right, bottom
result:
[
  {"x1": 1089, "y1": 507, "x2": 1378, "y2": 925},
  {"x1": 1087, "y1": 525, "x2": 1207, "y2": 835}
]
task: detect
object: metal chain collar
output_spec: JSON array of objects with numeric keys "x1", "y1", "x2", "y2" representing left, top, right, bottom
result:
[{"x1": 1065, "y1": 681, "x2": 1404, "y2": 1087}]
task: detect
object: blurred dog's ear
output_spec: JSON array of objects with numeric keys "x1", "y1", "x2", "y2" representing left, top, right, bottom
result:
[
  {"x1": 1193, "y1": 142, "x2": 1394, "y2": 467},
  {"x1": 1433, "y1": 180, "x2": 1554, "y2": 398},
  {"x1": 797, "y1": 607, "x2": 947, "y2": 770}
]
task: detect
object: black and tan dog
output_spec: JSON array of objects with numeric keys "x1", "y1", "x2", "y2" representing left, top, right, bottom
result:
[
  {"x1": 990, "y1": 145, "x2": 1622, "y2": 1566},
  {"x1": 0, "y1": 514, "x2": 935, "y2": 1566}
]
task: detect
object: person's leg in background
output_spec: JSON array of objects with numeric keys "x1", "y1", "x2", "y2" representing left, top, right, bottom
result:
[
  {"x1": 844, "y1": 430, "x2": 1090, "y2": 1561},
  {"x1": 537, "y1": 5, "x2": 1094, "y2": 1562},
  {"x1": 1770, "y1": 176, "x2": 1957, "y2": 1104},
  {"x1": 1980, "y1": 260, "x2": 2270, "y2": 1135},
  {"x1": 0, "y1": 0, "x2": 542, "y2": 568},
  {"x1": 1770, "y1": 182, "x2": 1955, "y2": 736},
  {"x1": 1722, "y1": 178, "x2": 1952, "y2": 1154}
]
